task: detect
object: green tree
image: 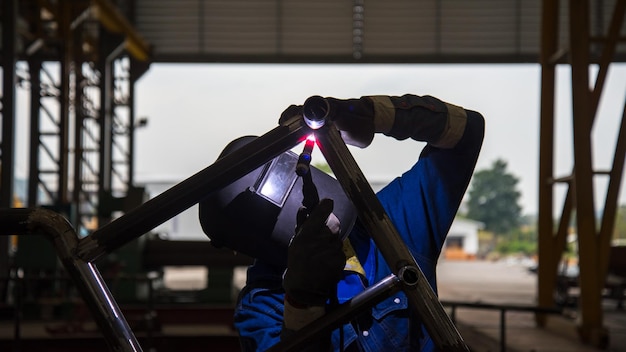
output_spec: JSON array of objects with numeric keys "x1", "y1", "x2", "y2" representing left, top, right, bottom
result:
[
  {"x1": 614, "y1": 204, "x2": 626, "y2": 241},
  {"x1": 466, "y1": 159, "x2": 522, "y2": 235}
]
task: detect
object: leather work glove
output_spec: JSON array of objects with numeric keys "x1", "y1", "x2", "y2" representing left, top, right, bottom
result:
[
  {"x1": 324, "y1": 97, "x2": 375, "y2": 148},
  {"x1": 283, "y1": 198, "x2": 345, "y2": 307}
]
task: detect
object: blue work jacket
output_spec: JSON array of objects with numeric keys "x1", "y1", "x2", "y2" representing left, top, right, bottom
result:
[{"x1": 234, "y1": 111, "x2": 484, "y2": 351}]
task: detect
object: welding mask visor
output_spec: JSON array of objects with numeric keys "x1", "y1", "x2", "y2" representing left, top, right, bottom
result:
[{"x1": 198, "y1": 136, "x2": 357, "y2": 268}]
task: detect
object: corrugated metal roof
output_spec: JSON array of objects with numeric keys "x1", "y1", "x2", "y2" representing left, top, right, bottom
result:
[{"x1": 132, "y1": 0, "x2": 626, "y2": 63}]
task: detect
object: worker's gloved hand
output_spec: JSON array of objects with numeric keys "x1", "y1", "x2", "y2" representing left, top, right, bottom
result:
[
  {"x1": 325, "y1": 97, "x2": 375, "y2": 148},
  {"x1": 283, "y1": 199, "x2": 345, "y2": 307},
  {"x1": 278, "y1": 98, "x2": 375, "y2": 148}
]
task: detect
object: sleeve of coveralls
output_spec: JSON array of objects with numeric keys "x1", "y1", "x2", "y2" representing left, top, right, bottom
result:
[
  {"x1": 235, "y1": 287, "x2": 329, "y2": 351},
  {"x1": 234, "y1": 287, "x2": 286, "y2": 352}
]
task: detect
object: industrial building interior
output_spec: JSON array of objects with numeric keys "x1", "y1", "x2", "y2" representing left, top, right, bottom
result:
[{"x1": 1, "y1": 0, "x2": 625, "y2": 351}]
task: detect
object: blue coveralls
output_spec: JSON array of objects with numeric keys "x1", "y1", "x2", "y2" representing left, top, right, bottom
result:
[{"x1": 234, "y1": 109, "x2": 484, "y2": 351}]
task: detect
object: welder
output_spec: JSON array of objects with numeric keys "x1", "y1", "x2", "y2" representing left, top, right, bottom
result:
[{"x1": 199, "y1": 94, "x2": 485, "y2": 351}]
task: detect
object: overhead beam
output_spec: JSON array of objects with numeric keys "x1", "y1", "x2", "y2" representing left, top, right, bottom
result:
[{"x1": 91, "y1": 0, "x2": 151, "y2": 61}]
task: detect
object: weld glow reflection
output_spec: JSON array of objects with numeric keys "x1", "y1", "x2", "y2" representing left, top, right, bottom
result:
[{"x1": 304, "y1": 117, "x2": 325, "y2": 129}]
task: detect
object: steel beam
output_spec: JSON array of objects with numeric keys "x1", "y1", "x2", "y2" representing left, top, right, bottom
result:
[
  {"x1": 537, "y1": 0, "x2": 561, "y2": 327},
  {"x1": 0, "y1": 0, "x2": 18, "y2": 303},
  {"x1": 1, "y1": 0, "x2": 17, "y2": 207},
  {"x1": 91, "y1": 0, "x2": 151, "y2": 61},
  {"x1": 569, "y1": 0, "x2": 606, "y2": 345},
  {"x1": 594, "y1": 0, "x2": 626, "y2": 292}
]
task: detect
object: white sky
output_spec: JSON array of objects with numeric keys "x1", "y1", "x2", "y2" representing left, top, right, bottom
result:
[
  {"x1": 11, "y1": 62, "x2": 626, "y2": 218},
  {"x1": 132, "y1": 63, "x2": 626, "y2": 217}
]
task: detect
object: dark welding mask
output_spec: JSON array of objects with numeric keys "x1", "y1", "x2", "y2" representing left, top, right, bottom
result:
[{"x1": 199, "y1": 136, "x2": 357, "y2": 268}]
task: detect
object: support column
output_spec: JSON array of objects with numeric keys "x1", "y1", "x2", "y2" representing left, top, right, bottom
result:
[
  {"x1": 58, "y1": 0, "x2": 73, "y2": 206},
  {"x1": 1, "y1": 0, "x2": 17, "y2": 206},
  {"x1": 536, "y1": 0, "x2": 560, "y2": 326},
  {"x1": 0, "y1": 0, "x2": 18, "y2": 301},
  {"x1": 28, "y1": 59, "x2": 42, "y2": 207},
  {"x1": 569, "y1": 0, "x2": 607, "y2": 346}
]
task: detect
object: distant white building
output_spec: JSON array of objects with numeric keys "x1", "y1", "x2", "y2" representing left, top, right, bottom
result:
[{"x1": 442, "y1": 218, "x2": 484, "y2": 260}]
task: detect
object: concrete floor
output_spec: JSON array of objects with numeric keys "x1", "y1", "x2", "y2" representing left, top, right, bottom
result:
[{"x1": 436, "y1": 259, "x2": 626, "y2": 352}]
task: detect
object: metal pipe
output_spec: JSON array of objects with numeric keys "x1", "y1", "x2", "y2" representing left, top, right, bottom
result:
[{"x1": 268, "y1": 274, "x2": 403, "y2": 352}]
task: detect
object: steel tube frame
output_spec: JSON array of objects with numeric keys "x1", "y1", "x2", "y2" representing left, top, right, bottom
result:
[{"x1": 2, "y1": 107, "x2": 469, "y2": 351}]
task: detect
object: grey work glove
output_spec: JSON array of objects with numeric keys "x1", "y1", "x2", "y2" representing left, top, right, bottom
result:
[{"x1": 283, "y1": 199, "x2": 345, "y2": 307}]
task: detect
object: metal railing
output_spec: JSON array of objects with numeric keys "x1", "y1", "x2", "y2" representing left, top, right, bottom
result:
[{"x1": 442, "y1": 300, "x2": 563, "y2": 352}]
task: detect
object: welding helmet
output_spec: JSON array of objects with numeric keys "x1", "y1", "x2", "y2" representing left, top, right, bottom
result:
[{"x1": 199, "y1": 136, "x2": 357, "y2": 268}]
